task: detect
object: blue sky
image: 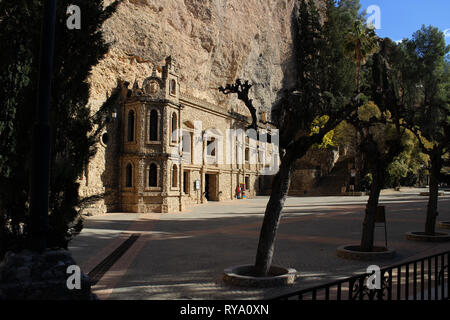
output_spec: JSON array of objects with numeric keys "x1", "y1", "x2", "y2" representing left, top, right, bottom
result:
[{"x1": 359, "y1": 0, "x2": 450, "y2": 44}]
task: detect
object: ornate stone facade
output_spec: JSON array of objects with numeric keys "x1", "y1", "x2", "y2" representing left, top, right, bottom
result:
[{"x1": 80, "y1": 57, "x2": 279, "y2": 214}]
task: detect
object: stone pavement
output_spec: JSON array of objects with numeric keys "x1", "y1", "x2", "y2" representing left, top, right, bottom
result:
[{"x1": 69, "y1": 188, "x2": 450, "y2": 300}]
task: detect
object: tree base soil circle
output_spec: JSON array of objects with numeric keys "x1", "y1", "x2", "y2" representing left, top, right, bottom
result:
[
  {"x1": 405, "y1": 231, "x2": 450, "y2": 242},
  {"x1": 437, "y1": 221, "x2": 450, "y2": 230},
  {"x1": 223, "y1": 265, "x2": 297, "y2": 288},
  {"x1": 336, "y1": 245, "x2": 396, "y2": 261}
]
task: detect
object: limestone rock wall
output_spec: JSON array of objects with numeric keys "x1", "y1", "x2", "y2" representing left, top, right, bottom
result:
[{"x1": 90, "y1": 0, "x2": 297, "y2": 116}]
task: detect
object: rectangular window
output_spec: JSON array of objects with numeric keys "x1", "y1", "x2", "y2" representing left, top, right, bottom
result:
[
  {"x1": 207, "y1": 137, "x2": 216, "y2": 156},
  {"x1": 127, "y1": 110, "x2": 135, "y2": 142}
]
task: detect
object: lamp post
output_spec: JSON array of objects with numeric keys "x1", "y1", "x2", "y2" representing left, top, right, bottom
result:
[{"x1": 29, "y1": 0, "x2": 57, "y2": 252}]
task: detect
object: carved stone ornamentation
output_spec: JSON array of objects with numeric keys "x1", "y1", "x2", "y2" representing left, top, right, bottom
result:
[{"x1": 146, "y1": 79, "x2": 160, "y2": 95}]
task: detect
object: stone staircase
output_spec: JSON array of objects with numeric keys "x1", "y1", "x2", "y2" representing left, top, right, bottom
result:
[{"x1": 307, "y1": 158, "x2": 352, "y2": 196}]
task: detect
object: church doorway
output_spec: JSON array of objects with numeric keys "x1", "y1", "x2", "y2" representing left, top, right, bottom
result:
[{"x1": 205, "y1": 173, "x2": 218, "y2": 201}]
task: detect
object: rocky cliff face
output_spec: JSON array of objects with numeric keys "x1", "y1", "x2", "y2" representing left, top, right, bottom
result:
[{"x1": 88, "y1": 0, "x2": 298, "y2": 116}]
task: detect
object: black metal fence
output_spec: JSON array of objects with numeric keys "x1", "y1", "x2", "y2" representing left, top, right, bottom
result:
[{"x1": 273, "y1": 250, "x2": 449, "y2": 300}]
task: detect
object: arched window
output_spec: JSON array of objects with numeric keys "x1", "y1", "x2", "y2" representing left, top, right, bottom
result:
[
  {"x1": 127, "y1": 110, "x2": 135, "y2": 142},
  {"x1": 125, "y1": 163, "x2": 133, "y2": 187},
  {"x1": 170, "y1": 79, "x2": 176, "y2": 95},
  {"x1": 149, "y1": 109, "x2": 158, "y2": 141},
  {"x1": 148, "y1": 163, "x2": 157, "y2": 187},
  {"x1": 172, "y1": 164, "x2": 178, "y2": 188},
  {"x1": 183, "y1": 171, "x2": 189, "y2": 194},
  {"x1": 171, "y1": 112, "x2": 178, "y2": 143}
]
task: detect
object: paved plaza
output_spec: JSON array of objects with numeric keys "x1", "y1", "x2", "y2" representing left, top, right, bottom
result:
[{"x1": 69, "y1": 188, "x2": 450, "y2": 300}]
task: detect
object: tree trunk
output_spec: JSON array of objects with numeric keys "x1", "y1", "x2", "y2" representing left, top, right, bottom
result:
[
  {"x1": 254, "y1": 158, "x2": 294, "y2": 277},
  {"x1": 354, "y1": 55, "x2": 361, "y2": 191},
  {"x1": 354, "y1": 131, "x2": 360, "y2": 191},
  {"x1": 356, "y1": 60, "x2": 361, "y2": 94},
  {"x1": 425, "y1": 148, "x2": 441, "y2": 235},
  {"x1": 360, "y1": 162, "x2": 384, "y2": 252},
  {"x1": 355, "y1": 44, "x2": 362, "y2": 93}
]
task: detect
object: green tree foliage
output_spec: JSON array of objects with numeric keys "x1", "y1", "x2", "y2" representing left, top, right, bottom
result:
[
  {"x1": 399, "y1": 25, "x2": 450, "y2": 234},
  {"x1": 333, "y1": 120, "x2": 356, "y2": 151},
  {"x1": 343, "y1": 20, "x2": 379, "y2": 92},
  {"x1": 344, "y1": 38, "x2": 410, "y2": 252},
  {"x1": 0, "y1": 0, "x2": 121, "y2": 258},
  {"x1": 310, "y1": 116, "x2": 336, "y2": 149},
  {"x1": 319, "y1": 0, "x2": 361, "y2": 98},
  {"x1": 402, "y1": 26, "x2": 449, "y2": 139},
  {"x1": 386, "y1": 130, "x2": 429, "y2": 188}
]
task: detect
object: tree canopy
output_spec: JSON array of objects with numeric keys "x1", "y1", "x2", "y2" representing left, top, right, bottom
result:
[{"x1": 0, "y1": 0, "x2": 121, "y2": 258}]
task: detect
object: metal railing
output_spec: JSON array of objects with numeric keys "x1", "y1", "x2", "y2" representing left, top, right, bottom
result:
[{"x1": 273, "y1": 250, "x2": 449, "y2": 300}]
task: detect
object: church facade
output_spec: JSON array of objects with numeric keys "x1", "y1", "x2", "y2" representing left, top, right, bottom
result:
[{"x1": 79, "y1": 57, "x2": 279, "y2": 214}]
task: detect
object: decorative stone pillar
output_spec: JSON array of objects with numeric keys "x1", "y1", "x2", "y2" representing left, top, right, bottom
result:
[
  {"x1": 161, "y1": 158, "x2": 169, "y2": 213},
  {"x1": 179, "y1": 162, "x2": 184, "y2": 212},
  {"x1": 137, "y1": 157, "x2": 145, "y2": 213},
  {"x1": 230, "y1": 171, "x2": 234, "y2": 200}
]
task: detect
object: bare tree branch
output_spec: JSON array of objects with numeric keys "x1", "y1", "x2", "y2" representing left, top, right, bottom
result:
[{"x1": 219, "y1": 79, "x2": 258, "y2": 130}]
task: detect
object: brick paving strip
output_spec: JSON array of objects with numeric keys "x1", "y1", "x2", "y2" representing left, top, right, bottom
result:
[
  {"x1": 85, "y1": 213, "x2": 162, "y2": 299},
  {"x1": 77, "y1": 212, "x2": 161, "y2": 272},
  {"x1": 92, "y1": 235, "x2": 150, "y2": 299},
  {"x1": 88, "y1": 234, "x2": 141, "y2": 285}
]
